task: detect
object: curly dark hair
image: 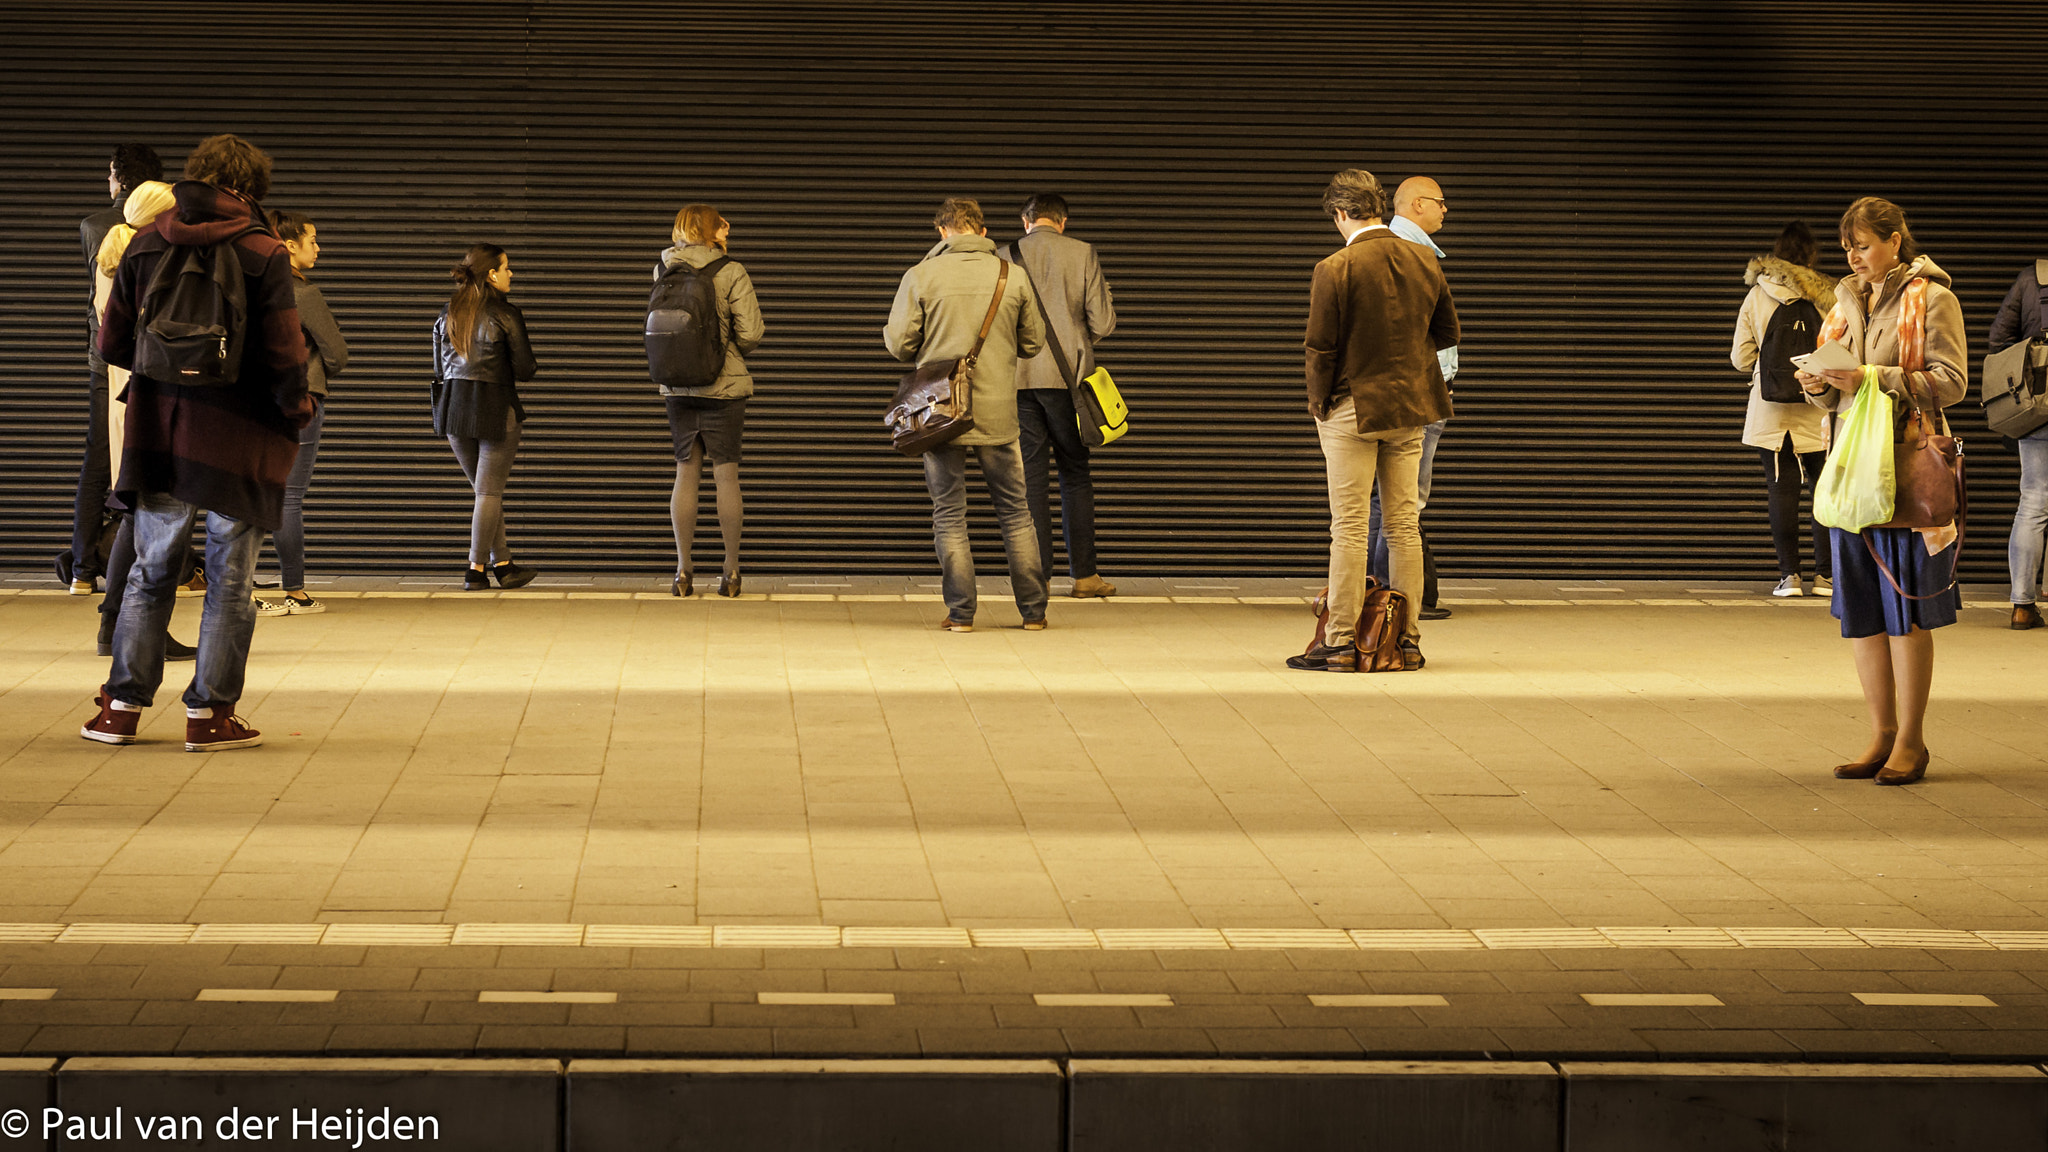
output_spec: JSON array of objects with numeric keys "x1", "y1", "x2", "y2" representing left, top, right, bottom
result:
[
  {"x1": 109, "y1": 144, "x2": 163, "y2": 194},
  {"x1": 184, "y1": 134, "x2": 273, "y2": 200}
]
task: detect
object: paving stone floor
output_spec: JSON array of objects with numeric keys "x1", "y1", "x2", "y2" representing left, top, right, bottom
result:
[{"x1": 0, "y1": 572, "x2": 2043, "y2": 1059}]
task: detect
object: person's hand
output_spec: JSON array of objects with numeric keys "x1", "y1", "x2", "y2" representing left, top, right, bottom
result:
[{"x1": 1817, "y1": 367, "x2": 1863, "y2": 391}]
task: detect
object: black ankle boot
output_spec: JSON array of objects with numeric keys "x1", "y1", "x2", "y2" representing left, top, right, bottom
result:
[
  {"x1": 492, "y1": 561, "x2": 538, "y2": 590},
  {"x1": 463, "y1": 565, "x2": 490, "y2": 591}
]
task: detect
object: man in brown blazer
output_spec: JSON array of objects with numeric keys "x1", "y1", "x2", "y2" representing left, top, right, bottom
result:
[{"x1": 1291, "y1": 168, "x2": 1459, "y2": 672}]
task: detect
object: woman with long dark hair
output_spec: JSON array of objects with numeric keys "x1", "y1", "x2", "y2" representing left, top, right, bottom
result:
[
  {"x1": 433, "y1": 243, "x2": 539, "y2": 590},
  {"x1": 256, "y1": 209, "x2": 348, "y2": 616},
  {"x1": 1795, "y1": 197, "x2": 1967, "y2": 786}
]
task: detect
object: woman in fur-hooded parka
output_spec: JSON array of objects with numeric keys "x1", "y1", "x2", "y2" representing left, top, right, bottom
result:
[{"x1": 1732, "y1": 229, "x2": 1840, "y2": 592}]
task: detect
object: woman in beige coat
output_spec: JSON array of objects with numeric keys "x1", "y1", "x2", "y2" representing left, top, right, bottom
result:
[
  {"x1": 1795, "y1": 197, "x2": 1967, "y2": 787},
  {"x1": 1731, "y1": 221, "x2": 1838, "y2": 596}
]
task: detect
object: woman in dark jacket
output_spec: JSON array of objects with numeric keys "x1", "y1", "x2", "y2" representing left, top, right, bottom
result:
[
  {"x1": 433, "y1": 243, "x2": 539, "y2": 590},
  {"x1": 256, "y1": 210, "x2": 348, "y2": 616}
]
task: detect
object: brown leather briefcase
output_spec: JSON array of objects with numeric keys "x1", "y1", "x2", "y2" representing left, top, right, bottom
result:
[{"x1": 884, "y1": 260, "x2": 1009, "y2": 456}]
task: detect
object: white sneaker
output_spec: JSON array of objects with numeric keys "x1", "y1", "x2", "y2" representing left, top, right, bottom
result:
[
  {"x1": 253, "y1": 596, "x2": 292, "y2": 617},
  {"x1": 1812, "y1": 576, "x2": 1832, "y2": 595},
  {"x1": 1771, "y1": 576, "x2": 1804, "y2": 597}
]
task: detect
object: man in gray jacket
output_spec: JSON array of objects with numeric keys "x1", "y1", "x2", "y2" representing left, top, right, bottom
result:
[
  {"x1": 1005, "y1": 193, "x2": 1118, "y2": 598},
  {"x1": 884, "y1": 197, "x2": 1049, "y2": 631}
]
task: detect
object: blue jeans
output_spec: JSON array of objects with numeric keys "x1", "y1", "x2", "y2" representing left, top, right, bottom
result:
[
  {"x1": 1016, "y1": 388, "x2": 1098, "y2": 579},
  {"x1": 1369, "y1": 419, "x2": 1445, "y2": 584},
  {"x1": 274, "y1": 400, "x2": 325, "y2": 588},
  {"x1": 923, "y1": 440, "x2": 1048, "y2": 623},
  {"x1": 107, "y1": 492, "x2": 261, "y2": 710},
  {"x1": 2012, "y1": 433, "x2": 2048, "y2": 605}
]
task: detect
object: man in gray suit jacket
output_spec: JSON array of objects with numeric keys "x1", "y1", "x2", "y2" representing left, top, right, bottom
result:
[{"x1": 1005, "y1": 194, "x2": 1118, "y2": 598}]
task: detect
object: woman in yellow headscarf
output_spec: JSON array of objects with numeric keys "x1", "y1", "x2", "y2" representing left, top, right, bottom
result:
[{"x1": 94, "y1": 179, "x2": 176, "y2": 454}]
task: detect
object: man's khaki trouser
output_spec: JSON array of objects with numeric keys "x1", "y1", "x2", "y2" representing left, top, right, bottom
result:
[{"x1": 1316, "y1": 397, "x2": 1424, "y2": 648}]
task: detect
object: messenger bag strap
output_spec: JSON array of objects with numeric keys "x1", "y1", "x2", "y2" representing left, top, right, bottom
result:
[
  {"x1": 964, "y1": 258, "x2": 1009, "y2": 365},
  {"x1": 1006, "y1": 241, "x2": 1079, "y2": 390}
]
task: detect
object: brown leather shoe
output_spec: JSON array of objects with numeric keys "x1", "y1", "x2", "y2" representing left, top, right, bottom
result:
[
  {"x1": 1070, "y1": 574, "x2": 1116, "y2": 598},
  {"x1": 2014, "y1": 604, "x2": 2044, "y2": 630},
  {"x1": 1833, "y1": 758, "x2": 1885, "y2": 780},
  {"x1": 1875, "y1": 747, "x2": 1929, "y2": 786}
]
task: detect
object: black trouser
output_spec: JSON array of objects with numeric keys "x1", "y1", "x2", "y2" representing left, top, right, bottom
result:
[
  {"x1": 69, "y1": 371, "x2": 112, "y2": 574},
  {"x1": 1760, "y1": 436, "x2": 1831, "y2": 579},
  {"x1": 1016, "y1": 388, "x2": 1099, "y2": 580}
]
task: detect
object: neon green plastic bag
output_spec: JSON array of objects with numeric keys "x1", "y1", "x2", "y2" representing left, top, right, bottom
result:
[{"x1": 1813, "y1": 367, "x2": 1895, "y2": 531}]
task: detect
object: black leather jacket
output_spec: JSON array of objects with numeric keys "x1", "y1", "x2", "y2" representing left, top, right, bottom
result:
[{"x1": 433, "y1": 296, "x2": 537, "y2": 385}]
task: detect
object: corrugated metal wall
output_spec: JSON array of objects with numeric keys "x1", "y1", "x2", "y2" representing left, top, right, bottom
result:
[{"x1": 3, "y1": 1, "x2": 2045, "y2": 579}]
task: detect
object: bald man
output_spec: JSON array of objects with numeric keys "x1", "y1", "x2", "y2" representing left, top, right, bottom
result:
[{"x1": 1371, "y1": 176, "x2": 1458, "y2": 619}]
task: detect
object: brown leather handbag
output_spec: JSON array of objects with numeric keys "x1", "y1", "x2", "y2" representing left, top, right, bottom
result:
[
  {"x1": 1874, "y1": 378, "x2": 1962, "y2": 530},
  {"x1": 1306, "y1": 582, "x2": 1410, "y2": 672},
  {"x1": 1866, "y1": 374, "x2": 1966, "y2": 599},
  {"x1": 884, "y1": 260, "x2": 1009, "y2": 456}
]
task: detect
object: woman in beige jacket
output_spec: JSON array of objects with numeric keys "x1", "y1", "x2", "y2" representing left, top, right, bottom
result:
[
  {"x1": 1795, "y1": 197, "x2": 1967, "y2": 787},
  {"x1": 1731, "y1": 221, "x2": 1837, "y2": 596}
]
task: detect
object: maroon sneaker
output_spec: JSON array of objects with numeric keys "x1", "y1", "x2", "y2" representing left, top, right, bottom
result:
[
  {"x1": 80, "y1": 691, "x2": 140, "y2": 745},
  {"x1": 185, "y1": 711, "x2": 263, "y2": 752}
]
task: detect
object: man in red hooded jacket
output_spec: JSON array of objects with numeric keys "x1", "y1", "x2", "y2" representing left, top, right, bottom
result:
[{"x1": 81, "y1": 133, "x2": 313, "y2": 752}]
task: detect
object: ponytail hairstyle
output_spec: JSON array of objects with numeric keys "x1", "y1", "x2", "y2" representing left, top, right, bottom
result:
[
  {"x1": 447, "y1": 242, "x2": 507, "y2": 361},
  {"x1": 672, "y1": 204, "x2": 728, "y2": 252},
  {"x1": 1770, "y1": 220, "x2": 1817, "y2": 268},
  {"x1": 1837, "y1": 197, "x2": 1921, "y2": 265},
  {"x1": 270, "y1": 210, "x2": 313, "y2": 277}
]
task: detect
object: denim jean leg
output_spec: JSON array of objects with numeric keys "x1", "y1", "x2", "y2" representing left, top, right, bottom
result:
[
  {"x1": 185, "y1": 510, "x2": 262, "y2": 711},
  {"x1": 1039, "y1": 389, "x2": 1097, "y2": 579},
  {"x1": 106, "y1": 493, "x2": 197, "y2": 708},
  {"x1": 1016, "y1": 392, "x2": 1058, "y2": 582},
  {"x1": 923, "y1": 444, "x2": 976, "y2": 621},
  {"x1": 2011, "y1": 436, "x2": 2048, "y2": 604},
  {"x1": 274, "y1": 402, "x2": 322, "y2": 588},
  {"x1": 978, "y1": 441, "x2": 1048, "y2": 620}
]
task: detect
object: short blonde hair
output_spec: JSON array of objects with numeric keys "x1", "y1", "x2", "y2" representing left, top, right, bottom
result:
[
  {"x1": 672, "y1": 204, "x2": 727, "y2": 250},
  {"x1": 933, "y1": 198, "x2": 983, "y2": 232}
]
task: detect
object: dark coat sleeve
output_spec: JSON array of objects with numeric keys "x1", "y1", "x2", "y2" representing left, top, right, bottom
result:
[
  {"x1": 96, "y1": 248, "x2": 143, "y2": 371},
  {"x1": 251, "y1": 246, "x2": 313, "y2": 426},
  {"x1": 502, "y1": 303, "x2": 539, "y2": 382},
  {"x1": 298, "y1": 282, "x2": 349, "y2": 379},
  {"x1": 1303, "y1": 257, "x2": 1343, "y2": 416},
  {"x1": 1988, "y1": 269, "x2": 2033, "y2": 353}
]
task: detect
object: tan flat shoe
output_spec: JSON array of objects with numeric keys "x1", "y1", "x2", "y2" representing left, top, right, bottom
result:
[
  {"x1": 1875, "y1": 747, "x2": 1929, "y2": 786},
  {"x1": 1071, "y1": 574, "x2": 1116, "y2": 598}
]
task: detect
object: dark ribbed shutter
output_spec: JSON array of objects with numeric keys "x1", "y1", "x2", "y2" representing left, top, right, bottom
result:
[{"x1": 3, "y1": 2, "x2": 2044, "y2": 580}]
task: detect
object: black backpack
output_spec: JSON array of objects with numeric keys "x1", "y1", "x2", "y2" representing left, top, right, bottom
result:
[
  {"x1": 132, "y1": 228, "x2": 258, "y2": 387},
  {"x1": 646, "y1": 256, "x2": 731, "y2": 391},
  {"x1": 1758, "y1": 297, "x2": 1823, "y2": 403}
]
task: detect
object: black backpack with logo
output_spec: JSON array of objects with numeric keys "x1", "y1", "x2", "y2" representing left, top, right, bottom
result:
[
  {"x1": 646, "y1": 256, "x2": 731, "y2": 393},
  {"x1": 1758, "y1": 297, "x2": 1823, "y2": 403},
  {"x1": 132, "y1": 228, "x2": 259, "y2": 387}
]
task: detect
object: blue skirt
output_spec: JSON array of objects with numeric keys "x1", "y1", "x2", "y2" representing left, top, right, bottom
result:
[{"x1": 1830, "y1": 526, "x2": 1960, "y2": 638}]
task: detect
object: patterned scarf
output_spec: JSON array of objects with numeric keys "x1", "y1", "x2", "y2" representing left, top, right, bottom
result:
[{"x1": 1820, "y1": 273, "x2": 1951, "y2": 551}]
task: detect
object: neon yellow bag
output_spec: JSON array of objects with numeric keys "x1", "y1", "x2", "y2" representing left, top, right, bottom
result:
[{"x1": 1813, "y1": 367, "x2": 1895, "y2": 531}]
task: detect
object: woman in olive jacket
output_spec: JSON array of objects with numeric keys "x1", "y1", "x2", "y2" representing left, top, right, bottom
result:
[
  {"x1": 656, "y1": 204, "x2": 763, "y2": 597},
  {"x1": 432, "y1": 242, "x2": 539, "y2": 590},
  {"x1": 1794, "y1": 197, "x2": 1966, "y2": 787}
]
